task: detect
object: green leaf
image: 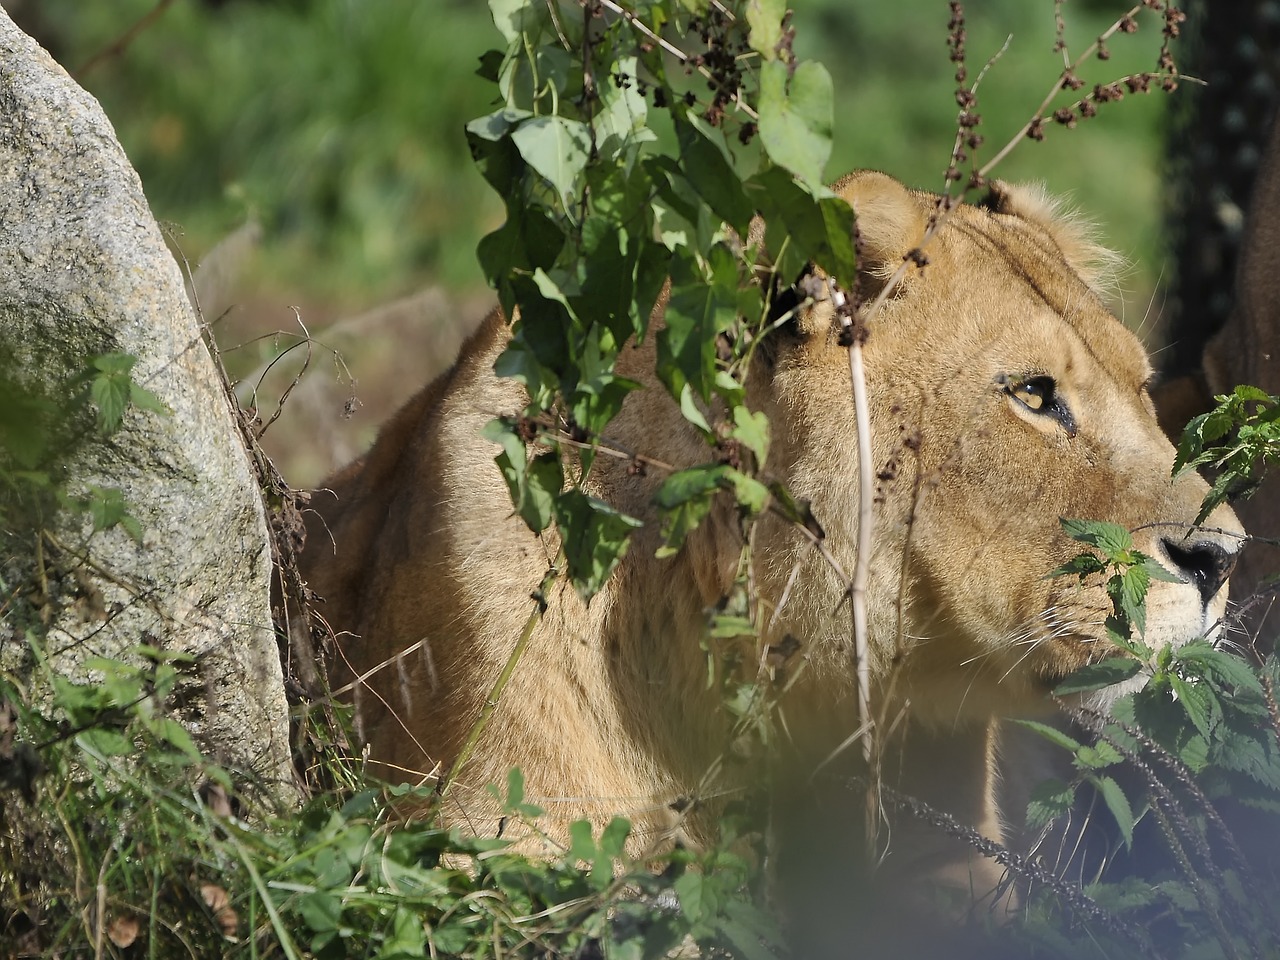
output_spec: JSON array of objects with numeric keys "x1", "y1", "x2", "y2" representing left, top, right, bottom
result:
[
  {"x1": 152, "y1": 717, "x2": 202, "y2": 760},
  {"x1": 1047, "y1": 553, "x2": 1107, "y2": 580},
  {"x1": 378, "y1": 906, "x2": 426, "y2": 958},
  {"x1": 1025, "y1": 777, "x2": 1077, "y2": 829},
  {"x1": 1059, "y1": 517, "x2": 1133, "y2": 558},
  {"x1": 678, "y1": 382, "x2": 713, "y2": 437},
  {"x1": 467, "y1": 107, "x2": 532, "y2": 195},
  {"x1": 0, "y1": 386, "x2": 55, "y2": 469},
  {"x1": 746, "y1": 0, "x2": 787, "y2": 59},
  {"x1": 731, "y1": 407, "x2": 770, "y2": 463},
  {"x1": 478, "y1": 207, "x2": 566, "y2": 321},
  {"x1": 599, "y1": 816, "x2": 631, "y2": 859},
  {"x1": 1139, "y1": 554, "x2": 1184, "y2": 584},
  {"x1": 128, "y1": 383, "x2": 167, "y2": 417},
  {"x1": 1012, "y1": 719, "x2": 1083, "y2": 753},
  {"x1": 744, "y1": 167, "x2": 856, "y2": 289},
  {"x1": 758, "y1": 60, "x2": 834, "y2": 189},
  {"x1": 510, "y1": 115, "x2": 592, "y2": 212},
  {"x1": 524, "y1": 452, "x2": 565, "y2": 530},
  {"x1": 594, "y1": 57, "x2": 654, "y2": 158},
  {"x1": 429, "y1": 919, "x2": 473, "y2": 956},
  {"x1": 653, "y1": 465, "x2": 727, "y2": 558},
  {"x1": 674, "y1": 115, "x2": 753, "y2": 236},
  {"x1": 298, "y1": 891, "x2": 343, "y2": 934},
  {"x1": 710, "y1": 614, "x2": 756, "y2": 639},
  {"x1": 1116, "y1": 562, "x2": 1151, "y2": 636},
  {"x1": 476, "y1": 48, "x2": 504, "y2": 83},
  {"x1": 554, "y1": 489, "x2": 642, "y2": 600},
  {"x1": 78, "y1": 728, "x2": 134, "y2": 757},
  {"x1": 1092, "y1": 774, "x2": 1135, "y2": 847},
  {"x1": 92, "y1": 353, "x2": 138, "y2": 376},
  {"x1": 567, "y1": 818, "x2": 597, "y2": 865},
  {"x1": 724, "y1": 469, "x2": 770, "y2": 516},
  {"x1": 1168, "y1": 674, "x2": 1214, "y2": 741},
  {"x1": 718, "y1": 898, "x2": 784, "y2": 960},
  {"x1": 658, "y1": 247, "x2": 741, "y2": 405},
  {"x1": 84, "y1": 486, "x2": 142, "y2": 542},
  {"x1": 482, "y1": 419, "x2": 562, "y2": 533},
  {"x1": 91, "y1": 370, "x2": 131, "y2": 434},
  {"x1": 488, "y1": 0, "x2": 546, "y2": 45},
  {"x1": 1054, "y1": 657, "x2": 1142, "y2": 695},
  {"x1": 1175, "y1": 641, "x2": 1265, "y2": 697},
  {"x1": 1074, "y1": 739, "x2": 1122, "y2": 770},
  {"x1": 675, "y1": 870, "x2": 707, "y2": 925},
  {"x1": 503, "y1": 766, "x2": 525, "y2": 810}
]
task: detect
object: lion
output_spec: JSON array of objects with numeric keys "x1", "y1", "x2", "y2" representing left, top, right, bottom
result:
[{"x1": 302, "y1": 171, "x2": 1243, "y2": 931}]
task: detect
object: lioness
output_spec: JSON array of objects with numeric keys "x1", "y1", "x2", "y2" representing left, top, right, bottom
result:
[{"x1": 304, "y1": 172, "x2": 1242, "y2": 919}]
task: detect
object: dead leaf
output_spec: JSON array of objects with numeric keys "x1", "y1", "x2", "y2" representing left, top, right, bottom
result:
[
  {"x1": 200, "y1": 883, "x2": 238, "y2": 940},
  {"x1": 201, "y1": 781, "x2": 232, "y2": 819},
  {"x1": 107, "y1": 914, "x2": 140, "y2": 948}
]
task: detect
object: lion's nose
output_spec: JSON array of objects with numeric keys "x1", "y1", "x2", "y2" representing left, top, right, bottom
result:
[{"x1": 1160, "y1": 536, "x2": 1238, "y2": 606}]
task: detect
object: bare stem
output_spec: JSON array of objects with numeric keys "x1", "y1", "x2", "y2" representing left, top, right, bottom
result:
[
  {"x1": 438, "y1": 577, "x2": 552, "y2": 799},
  {"x1": 977, "y1": 3, "x2": 1146, "y2": 178},
  {"x1": 847, "y1": 340, "x2": 874, "y2": 764}
]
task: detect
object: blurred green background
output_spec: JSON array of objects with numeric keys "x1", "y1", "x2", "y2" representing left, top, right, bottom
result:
[{"x1": 12, "y1": 0, "x2": 1173, "y2": 484}]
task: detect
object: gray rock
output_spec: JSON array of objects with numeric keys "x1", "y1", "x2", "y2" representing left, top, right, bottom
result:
[{"x1": 0, "y1": 10, "x2": 295, "y2": 802}]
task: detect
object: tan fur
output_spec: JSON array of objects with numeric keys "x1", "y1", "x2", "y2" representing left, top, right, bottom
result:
[{"x1": 304, "y1": 172, "x2": 1242, "y2": 908}]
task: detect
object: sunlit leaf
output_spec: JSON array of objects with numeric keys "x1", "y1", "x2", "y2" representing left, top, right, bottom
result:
[
  {"x1": 1054, "y1": 657, "x2": 1142, "y2": 695},
  {"x1": 511, "y1": 115, "x2": 592, "y2": 212},
  {"x1": 758, "y1": 60, "x2": 833, "y2": 189}
]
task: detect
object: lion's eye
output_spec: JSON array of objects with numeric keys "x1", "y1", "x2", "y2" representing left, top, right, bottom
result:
[
  {"x1": 1003, "y1": 375, "x2": 1077, "y2": 436},
  {"x1": 1009, "y1": 376, "x2": 1054, "y2": 412}
]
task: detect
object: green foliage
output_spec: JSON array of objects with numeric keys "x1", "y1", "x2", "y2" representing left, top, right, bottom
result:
[
  {"x1": 1, "y1": 637, "x2": 780, "y2": 958},
  {"x1": 1026, "y1": 513, "x2": 1280, "y2": 957},
  {"x1": 85, "y1": 352, "x2": 167, "y2": 434},
  {"x1": 3, "y1": 3, "x2": 1239, "y2": 957},
  {"x1": 472, "y1": 0, "x2": 863, "y2": 599},
  {"x1": 1053, "y1": 517, "x2": 1181, "y2": 642},
  {"x1": 45, "y1": 0, "x2": 1169, "y2": 309},
  {"x1": 1174, "y1": 384, "x2": 1280, "y2": 522},
  {"x1": 0, "y1": 353, "x2": 166, "y2": 541}
]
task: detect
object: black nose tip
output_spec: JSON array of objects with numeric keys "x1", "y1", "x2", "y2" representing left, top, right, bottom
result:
[{"x1": 1160, "y1": 537, "x2": 1238, "y2": 606}]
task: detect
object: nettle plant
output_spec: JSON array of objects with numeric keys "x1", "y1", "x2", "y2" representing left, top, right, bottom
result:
[
  {"x1": 1176, "y1": 384, "x2": 1280, "y2": 522},
  {"x1": 1006, "y1": 513, "x2": 1280, "y2": 957}
]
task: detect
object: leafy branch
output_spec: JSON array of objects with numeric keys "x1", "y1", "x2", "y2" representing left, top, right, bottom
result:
[{"x1": 1174, "y1": 384, "x2": 1280, "y2": 523}]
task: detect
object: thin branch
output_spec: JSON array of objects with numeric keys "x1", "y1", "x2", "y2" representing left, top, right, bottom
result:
[
  {"x1": 75, "y1": 0, "x2": 177, "y2": 80},
  {"x1": 872, "y1": 781, "x2": 1163, "y2": 958},
  {"x1": 976, "y1": 4, "x2": 1146, "y2": 178},
  {"x1": 437, "y1": 573, "x2": 554, "y2": 799}
]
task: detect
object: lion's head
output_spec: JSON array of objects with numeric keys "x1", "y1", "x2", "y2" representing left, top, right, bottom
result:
[{"x1": 745, "y1": 172, "x2": 1242, "y2": 729}]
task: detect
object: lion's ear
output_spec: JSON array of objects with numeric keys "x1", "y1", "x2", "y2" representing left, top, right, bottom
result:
[
  {"x1": 762, "y1": 172, "x2": 927, "y2": 338},
  {"x1": 832, "y1": 171, "x2": 929, "y2": 282},
  {"x1": 746, "y1": 171, "x2": 923, "y2": 298},
  {"x1": 980, "y1": 180, "x2": 1121, "y2": 294}
]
